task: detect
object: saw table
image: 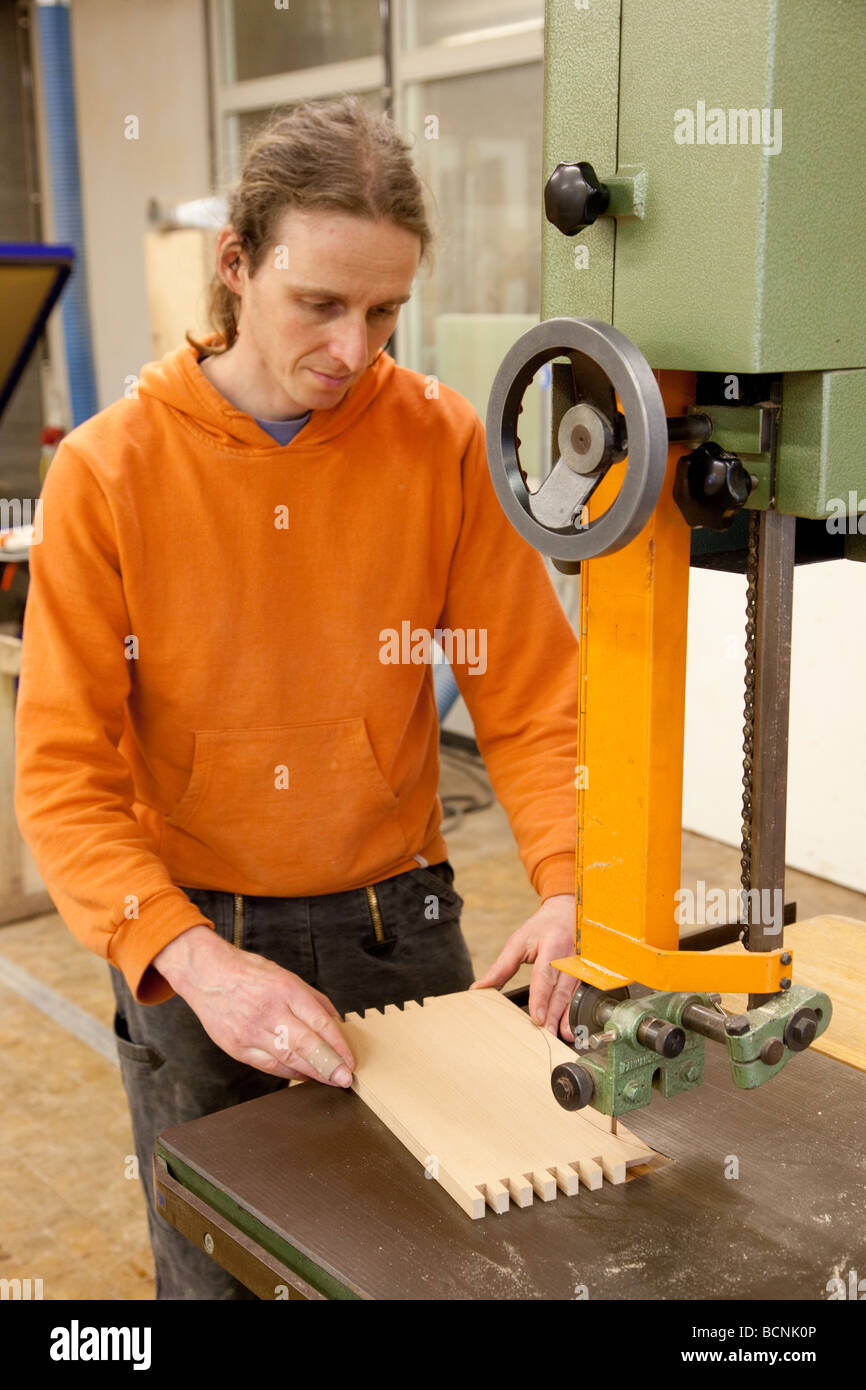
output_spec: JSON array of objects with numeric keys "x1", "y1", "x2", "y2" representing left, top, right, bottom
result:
[{"x1": 155, "y1": 1031, "x2": 866, "y2": 1301}]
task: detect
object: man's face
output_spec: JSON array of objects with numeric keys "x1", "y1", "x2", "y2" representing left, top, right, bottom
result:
[{"x1": 236, "y1": 207, "x2": 421, "y2": 414}]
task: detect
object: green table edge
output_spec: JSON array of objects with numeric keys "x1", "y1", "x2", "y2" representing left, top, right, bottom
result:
[{"x1": 155, "y1": 1143, "x2": 361, "y2": 1301}]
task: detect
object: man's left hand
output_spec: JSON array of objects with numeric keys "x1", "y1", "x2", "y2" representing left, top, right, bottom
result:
[{"x1": 470, "y1": 894, "x2": 577, "y2": 1041}]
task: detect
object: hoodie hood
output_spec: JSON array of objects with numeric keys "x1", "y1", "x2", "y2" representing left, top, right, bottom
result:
[{"x1": 136, "y1": 333, "x2": 396, "y2": 452}]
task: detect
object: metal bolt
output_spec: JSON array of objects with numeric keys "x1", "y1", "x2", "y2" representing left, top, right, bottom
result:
[
  {"x1": 725, "y1": 1014, "x2": 751, "y2": 1036},
  {"x1": 760, "y1": 1038, "x2": 784, "y2": 1066},
  {"x1": 203, "y1": 1233, "x2": 215, "y2": 1255},
  {"x1": 684, "y1": 1065, "x2": 700, "y2": 1084},
  {"x1": 780, "y1": 952, "x2": 792, "y2": 966},
  {"x1": 623, "y1": 1081, "x2": 642, "y2": 1101},
  {"x1": 589, "y1": 1028, "x2": 618, "y2": 1050},
  {"x1": 779, "y1": 977, "x2": 792, "y2": 991},
  {"x1": 784, "y1": 1008, "x2": 818, "y2": 1053}
]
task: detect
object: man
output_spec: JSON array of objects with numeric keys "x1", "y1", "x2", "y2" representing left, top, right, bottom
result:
[{"x1": 15, "y1": 98, "x2": 579, "y2": 1298}]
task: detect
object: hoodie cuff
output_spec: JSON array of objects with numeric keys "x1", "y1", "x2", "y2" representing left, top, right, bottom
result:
[
  {"x1": 108, "y1": 890, "x2": 216, "y2": 1005},
  {"x1": 534, "y1": 852, "x2": 577, "y2": 903}
]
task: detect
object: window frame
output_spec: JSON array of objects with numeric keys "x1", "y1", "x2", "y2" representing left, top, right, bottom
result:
[{"x1": 207, "y1": 0, "x2": 544, "y2": 364}]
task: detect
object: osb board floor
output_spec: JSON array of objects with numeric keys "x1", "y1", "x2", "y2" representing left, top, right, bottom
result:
[
  {"x1": 1, "y1": 789, "x2": 865, "y2": 1297},
  {"x1": 341, "y1": 988, "x2": 656, "y2": 1218},
  {"x1": 0, "y1": 983, "x2": 155, "y2": 1299},
  {"x1": 716, "y1": 915, "x2": 866, "y2": 1072}
]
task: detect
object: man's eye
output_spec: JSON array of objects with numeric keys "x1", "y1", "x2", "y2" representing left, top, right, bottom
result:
[{"x1": 304, "y1": 301, "x2": 397, "y2": 316}]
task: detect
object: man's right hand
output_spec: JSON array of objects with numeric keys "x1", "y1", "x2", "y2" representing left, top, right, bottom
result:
[{"x1": 152, "y1": 926, "x2": 355, "y2": 1087}]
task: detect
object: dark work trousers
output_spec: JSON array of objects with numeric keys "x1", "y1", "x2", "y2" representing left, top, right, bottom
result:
[{"x1": 110, "y1": 860, "x2": 474, "y2": 1300}]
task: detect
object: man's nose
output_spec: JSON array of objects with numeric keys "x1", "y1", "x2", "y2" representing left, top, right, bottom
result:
[{"x1": 328, "y1": 318, "x2": 369, "y2": 374}]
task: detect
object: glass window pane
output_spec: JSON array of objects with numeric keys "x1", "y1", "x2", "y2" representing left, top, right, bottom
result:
[
  {"x1": 403, "y1": 63, "x2": 542, "y2": 369},
  {"x1": 226, "y1": 0, "x2": 382, "y2": 81},
  {"x1": 403, "y1": 0, "x2": 543, "y2": 49}
]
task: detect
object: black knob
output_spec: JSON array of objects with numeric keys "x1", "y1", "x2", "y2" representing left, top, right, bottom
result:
[
  {"x1": 784, "y1": 1008, "x2": 819, "y2": 1053},
  {"x1": 544, "y1": 161, "x2": 610, "y2": 236},
  {"x1": 673, "y1": 441, "x2": 754, "y2": 531},
  {"x1": 761, "y1": 1038, "x2": 785, "y2": 1066},
  {"x1": 551, "y1": 1061, "x2": 595, "y2": 1111}
]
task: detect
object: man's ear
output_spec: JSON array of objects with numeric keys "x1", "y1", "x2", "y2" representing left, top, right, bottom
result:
[{"x1": 215, "y1": 227, "x2": 246, "y2": 295}]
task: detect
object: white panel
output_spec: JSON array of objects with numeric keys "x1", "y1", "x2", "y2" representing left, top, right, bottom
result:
[
  {"x1": 684, "y1": 560, "x2": 866, "y2": 893},
  {"x1": 69, "y1": 0, "x2": 212, "y2": 406}
]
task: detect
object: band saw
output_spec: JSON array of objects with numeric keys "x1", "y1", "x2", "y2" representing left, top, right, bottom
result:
[
  {"x1": 485, "y1": 314, "x2": 832, "y2": 1120},
  {"x1": 481, "y1": 0, "x2": 865, "y2": 1125}
]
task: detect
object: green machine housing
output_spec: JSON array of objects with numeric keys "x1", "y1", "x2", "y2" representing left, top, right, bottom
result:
[{"x1": 542, "y1": 0, "x2": 865, "y2": 553}]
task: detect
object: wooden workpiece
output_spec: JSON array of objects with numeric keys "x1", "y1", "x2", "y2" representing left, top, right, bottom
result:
[
  {"x1": 717, "y1": 914, "x2": 866, "y2": 1071},
  {"x1": 339, "y1": 988, "x2": 656, "y2": 1218}
]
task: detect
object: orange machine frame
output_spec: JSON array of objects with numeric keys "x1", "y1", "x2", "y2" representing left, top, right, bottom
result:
[{"x1": 552, "y1": 371, "x2": 789, "y2": 995}]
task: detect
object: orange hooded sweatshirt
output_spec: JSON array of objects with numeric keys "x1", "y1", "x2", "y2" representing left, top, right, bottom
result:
[{"x1": 14, "y1": 340, "x2": 579, "y2": 1004}]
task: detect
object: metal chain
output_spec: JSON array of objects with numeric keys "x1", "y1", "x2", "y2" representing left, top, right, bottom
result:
[{"x1": 739, "y1": 510, "x2": 760, "y2": 927}]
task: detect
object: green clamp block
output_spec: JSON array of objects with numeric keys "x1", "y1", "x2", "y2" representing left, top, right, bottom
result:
[
  {"x1": 725, "y1": 985, "x2": 832, "y2": 1089},
  {"x1": 577, "y1": 992, "x2": 708, "y2": 1118},
  {"x1": 571, "y1": 986, "x2": 832, "y2": 1116},
  {"x1": 602, "y1": 166, "x2": 648, "y2": 221}
]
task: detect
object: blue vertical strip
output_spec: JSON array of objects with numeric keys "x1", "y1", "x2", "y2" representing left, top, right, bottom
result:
[
  {"x1": 434, "y1": 660, "x2": 461, "y2": 722},
  {"x1": 37, "y1": 0, "x2": 98, "y2": 424}
]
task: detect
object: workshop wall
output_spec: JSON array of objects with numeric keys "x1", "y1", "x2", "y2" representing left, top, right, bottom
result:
[
  {"x1": 684, "y1": 562, "x2": 866, "y2": 894},
  {"x1": 65, "y1": 0, "x2": 211, "y2": 407}
]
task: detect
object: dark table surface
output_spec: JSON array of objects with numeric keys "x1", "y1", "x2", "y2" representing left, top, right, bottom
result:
[{"x1": 159, "y1": 1043, "x2": 866, "y2": 1300}]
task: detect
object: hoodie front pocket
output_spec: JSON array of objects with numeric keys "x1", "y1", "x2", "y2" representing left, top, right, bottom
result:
[{"x1": 164, "y1": 719, "x2": 410, "y2": 893}]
